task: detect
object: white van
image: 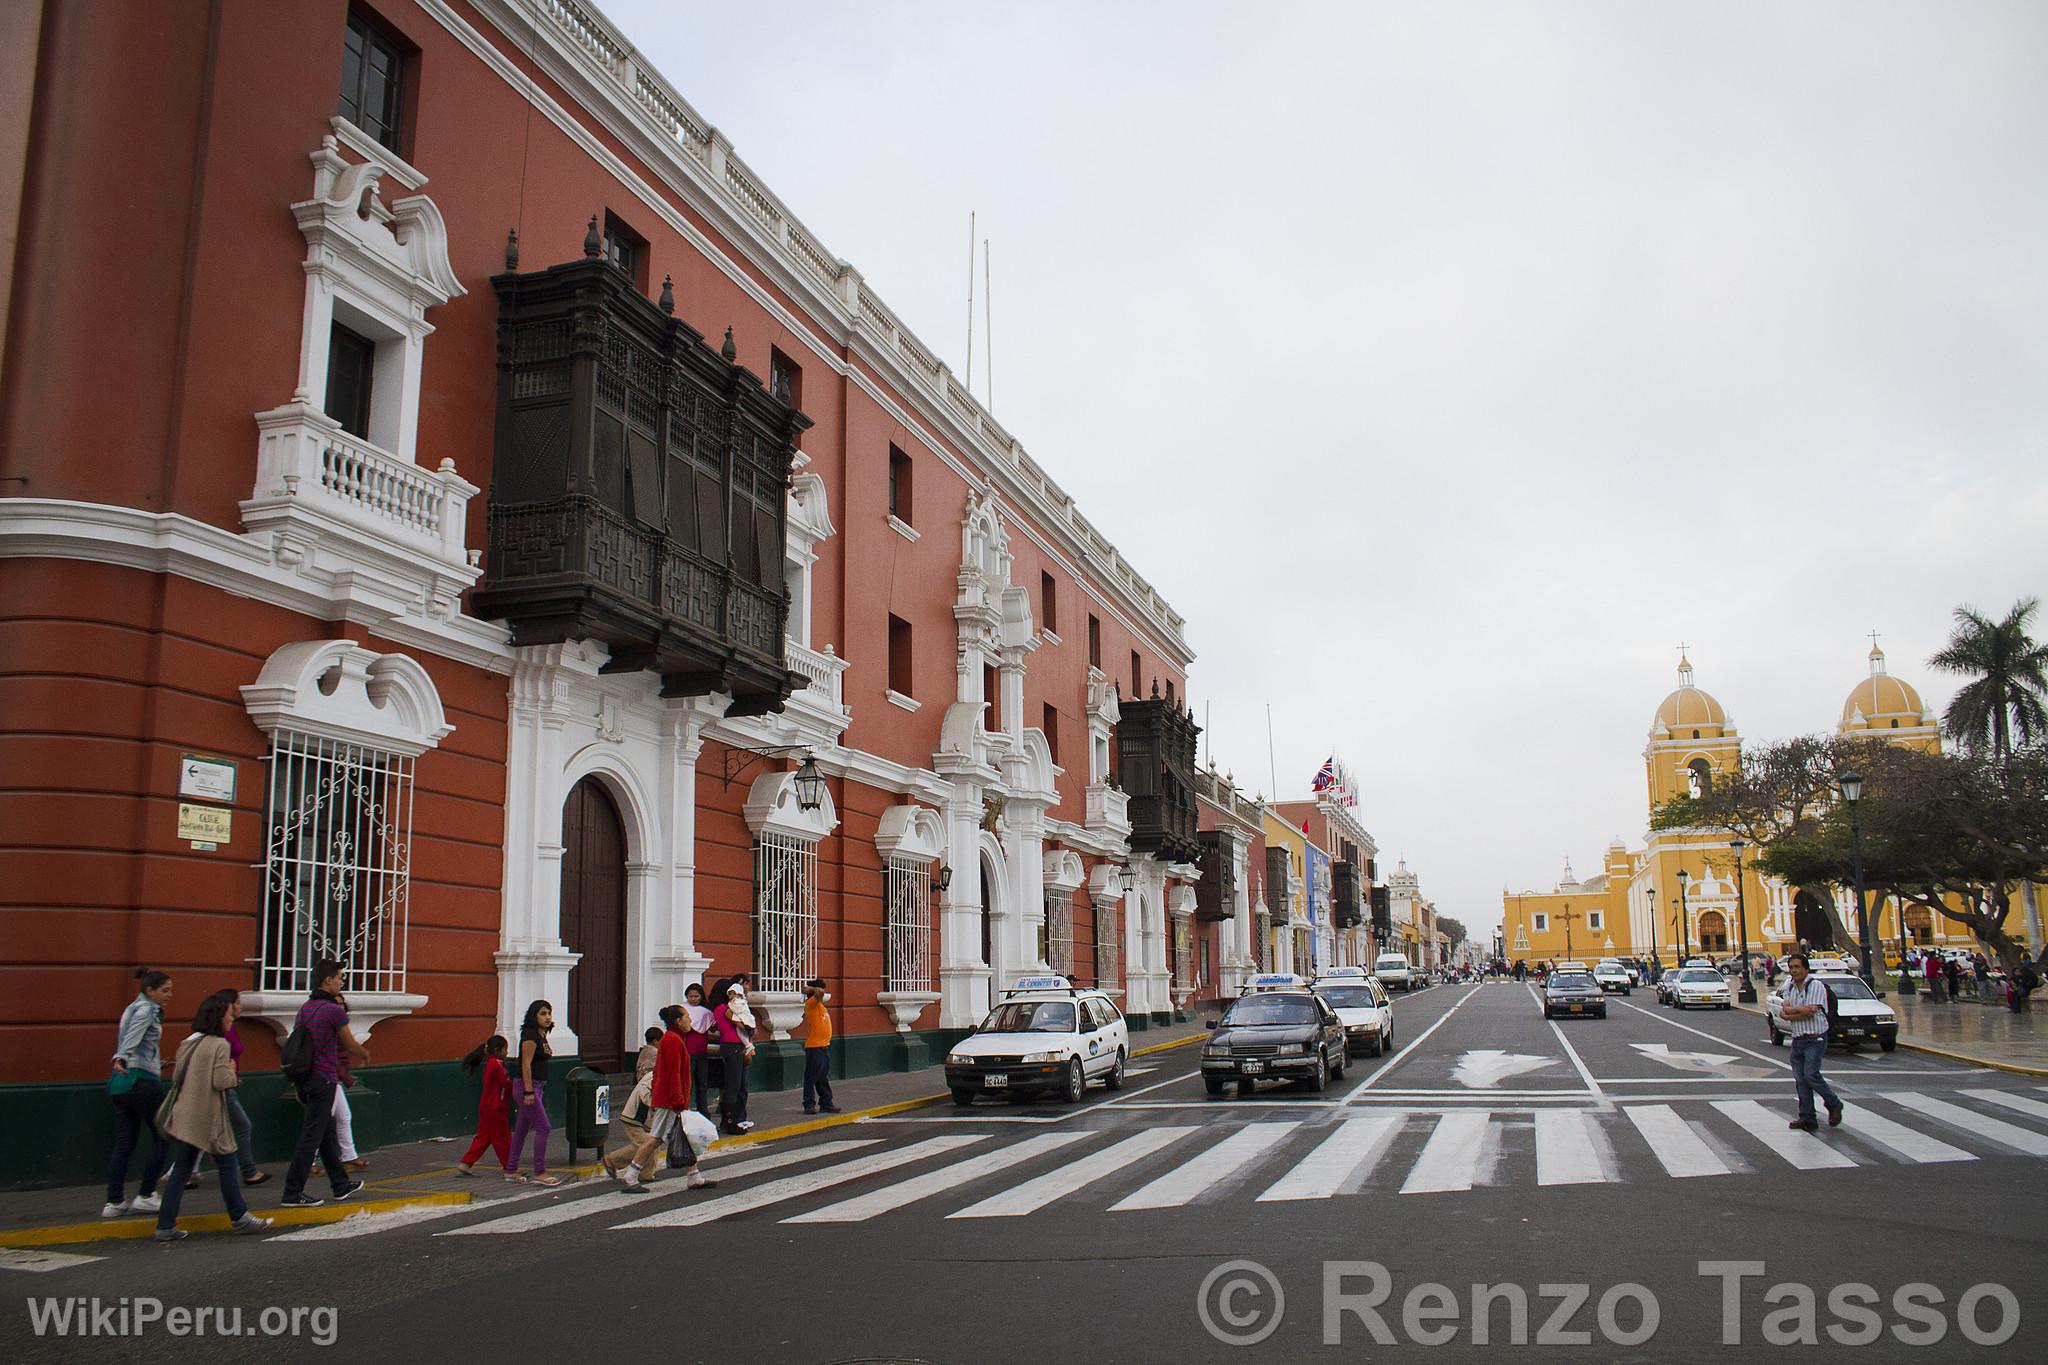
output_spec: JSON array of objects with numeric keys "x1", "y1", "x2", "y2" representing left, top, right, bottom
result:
[{"x1": 1372, "y1": 953, "x2": 1415, "y2": 992}]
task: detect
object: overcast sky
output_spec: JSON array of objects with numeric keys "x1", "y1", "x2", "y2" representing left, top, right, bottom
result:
[{"x1": 610, "y1": 0, "x2": 2048, "y2": 939}]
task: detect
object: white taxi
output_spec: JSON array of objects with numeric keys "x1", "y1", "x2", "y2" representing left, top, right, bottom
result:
[
  {"x1": 1669, "y1": 967, "x2": 1733, "y2": 1009},
  {"x1": 1313, "y1": 967, "x2": 1397, "y2": 1057},
  {"x1": 1593, "y1": 960, "x2": 1633, "y2": 995},
  {"x1": 944, "y1": 977, "x2": 1129, "y2": 1106}
]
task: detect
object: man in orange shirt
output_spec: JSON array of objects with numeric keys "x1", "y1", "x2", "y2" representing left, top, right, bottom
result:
[{"x1": 795, "y1": 977, "x2": 840, "y2": 1114}]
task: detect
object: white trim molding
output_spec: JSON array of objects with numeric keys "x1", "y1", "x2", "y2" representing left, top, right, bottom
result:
[{"x1": 241, "y1": 639, "x2": 454, "y2": 756}]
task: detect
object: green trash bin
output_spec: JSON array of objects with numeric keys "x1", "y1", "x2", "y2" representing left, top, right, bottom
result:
[{"x1": 564, "y1": 1066, "x2": 612, "y2": 1164}]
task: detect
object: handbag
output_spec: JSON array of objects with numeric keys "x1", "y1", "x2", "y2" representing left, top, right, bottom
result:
[
  {"x1": 155, "y1": 1044, "x2": 194, "y2": 1132},
  {"x1": 108, "y1": 1066, "x2": 138, "y2": 1096}
]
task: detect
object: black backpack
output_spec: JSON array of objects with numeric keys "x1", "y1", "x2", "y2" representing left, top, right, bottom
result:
[{"x1": 280, "y1": 1020, "x2": 316, "y2": 1085}]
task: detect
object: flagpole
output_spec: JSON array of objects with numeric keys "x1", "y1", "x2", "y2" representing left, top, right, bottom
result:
[{"x1": 1266, "y1": 704, "x2": 1278, "y2": 801}]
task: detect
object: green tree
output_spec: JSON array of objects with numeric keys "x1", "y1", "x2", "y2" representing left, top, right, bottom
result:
[
  {"x1": 1930, "y1": 597, "x2": 2048, "y2": 758},
  {"x1": 1437, "y1": 916, "x2": 1468, "y2": 951}
]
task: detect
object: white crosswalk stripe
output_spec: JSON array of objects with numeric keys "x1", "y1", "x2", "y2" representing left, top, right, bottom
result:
[
  {"x1": 785, "y1": 1132, "x2": 1092, "y2": 1223},
  {"x1": 951, "y1": 1126, "x2": 1196, "y2": 1218},
  {"x1": 441, "y1": 1140, "x2": 881, "y2": 1236},
  {"x1": 1712, "y1": 1100, "x2": 1858, "y2": 1170},
  {"x1": 1401, "y1": 1112, "x2": 1491, "y2": 1194},
  {"x1": 1623, "y1": 1104, "x2": 1732, "y2": 1178},
  {"x1": 1888, "y1": 1093, "x2": 2048, "y2": 1156},
  {"x1": 1836, "y1": 1109, "x2": 1973, "y2": 1164},
  {"x1": 615, "y1": 1135, "x2": 987, "y2": 1229},
  {"x1": 1257, "y1": 1114, "x2": 1404, "y2": 1202},
  {"x1": 1534, "y1": 1110, "x2": 1608, "y2": 1186},
  {"x1": 1110, "y1": 1122, "x2": 1299, "y2": 1210},
  {"x1": 1960, "y1": 1088, "x2": 2048, "y2": 1125}
]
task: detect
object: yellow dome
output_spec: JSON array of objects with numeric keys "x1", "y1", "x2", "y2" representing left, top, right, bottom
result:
[
  {"x1": 1842, "y1": 647, "x2": 1926, "y2": 725},
  {"x1": 1654, "y1": 657, "x2": 1727, "y2": 731}
]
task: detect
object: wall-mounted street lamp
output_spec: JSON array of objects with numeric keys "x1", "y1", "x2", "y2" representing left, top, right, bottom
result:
[{"x1": 720, "y1": 743, "x2": 826, "y2": 812}]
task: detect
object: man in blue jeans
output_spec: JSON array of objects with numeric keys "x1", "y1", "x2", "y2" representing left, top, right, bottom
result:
[{"x1": 1778, "y1": 953, "x2": 1844, "y2": 1132}]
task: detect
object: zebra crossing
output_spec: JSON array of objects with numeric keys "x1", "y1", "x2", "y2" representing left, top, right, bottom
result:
[{"x1": 275, "y1": 1087, "x2": 2048, "y2": 1242}]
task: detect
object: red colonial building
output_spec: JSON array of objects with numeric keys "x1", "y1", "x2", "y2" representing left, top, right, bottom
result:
[{"x1": 0, "y1": 0, "x2": 1199, "y2": 1184}]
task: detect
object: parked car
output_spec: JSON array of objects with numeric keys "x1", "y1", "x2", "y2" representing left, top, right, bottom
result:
[{"x1": 1766, "y1": 973, "x2": 1899, "y2": 1052}]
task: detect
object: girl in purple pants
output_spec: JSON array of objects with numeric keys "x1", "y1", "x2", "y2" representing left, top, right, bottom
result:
[{"x1": 506, "y1": 1000, "x2": 560, "y2": 1186}]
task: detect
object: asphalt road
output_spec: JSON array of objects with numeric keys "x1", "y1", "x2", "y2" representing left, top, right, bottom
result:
[{"x1": 10, "y1": 980, "x2": 2046, "y2": 1364}]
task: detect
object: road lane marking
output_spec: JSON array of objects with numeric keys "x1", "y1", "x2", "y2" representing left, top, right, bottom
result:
[
  {"x1": 1836, "y1": 1109, "x2": 1974, "y2": 1164},
  {"x1": 1712, "y1": 1100, "x2": 1857, "y2": 1170},
  {"x1": 783, "y1": 1131, "x2": 1092, "y2": 1224},
  {"x1": 1616, "y1": 1000, "x2": 1789, "y2": 1069},
  {"x1": 0, "y1": 1248, "x2": 106, "y2": 1272},
  {"x1": 1110, "y1": 1122, "x2": 1300, "y2": 1210},
  {"x1": 614, "y1": 1136, "x2": 986, "y2": 1229},
  {"x1": 1890, "y1": 1094, "x2": 2048, "y2": 1156},
  {"x1": 277, "y1": 1185, "x2": 554, "y2": 1241},
  {"x1": 1623, "y1": 1104, "x2": 1732, "y2": 1177},
  {"x1": 1961, "y1": 1089, "x2": 2048, "y2": 1124},
  {"x1": 1344, "y1": 987, "x2": 1479, "y2": 1098},
  {"x1": 950, "y1": 1126, "x2": 1197, "y2": 1218},
  {"x1": 442, "y1": 1142, "x2": 883, "y2": 1236},
  {"x1": 1547, "y1": 1019, "x2": 1607, "y2": 1102},
  {"x1": 1257, "y1": 1114, "x2": 1406, "y2": 1201},
  {"x1": 1400, "y1": 1112, "x2": 1491, "y2": 1193},
  {"x1": 1533, "y1": 1110, "x2": 1608, "y2": 1185}
]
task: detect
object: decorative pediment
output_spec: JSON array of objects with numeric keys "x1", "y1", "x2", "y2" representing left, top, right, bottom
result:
[
  {"x1": 875, "y1": 803, "x2": 946, "y2": 864},
  {"x1": 1044, "y1": 848, "x2": 1087, "y2": 893},
  {"x1": 743, "y1": 769, "x2": 839, "y2": 840},
  {"x1": 241, "y1": 640, "x2": 453, "y2": 756},
  {"x1": 294, "y1": 135, "x2": 465, "y2": 325}
]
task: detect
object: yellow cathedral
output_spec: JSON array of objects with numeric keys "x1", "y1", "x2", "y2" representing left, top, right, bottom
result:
[{"x1": 1502, "y1": 646, "x2": 2013, "y2": 969}]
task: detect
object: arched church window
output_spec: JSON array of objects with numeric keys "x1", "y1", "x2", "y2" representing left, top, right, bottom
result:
[{"x1": 1687, "y1": 759, "x2": 1713, "y2": 799}]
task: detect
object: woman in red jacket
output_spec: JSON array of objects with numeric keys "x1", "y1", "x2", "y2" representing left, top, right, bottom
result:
[
  {"x1": 615, "y1": 1006, "x2": 716, "y2": 1194},
  {"x1": 456, "y1": 1036, "x2": 512, "y2": 1176}
]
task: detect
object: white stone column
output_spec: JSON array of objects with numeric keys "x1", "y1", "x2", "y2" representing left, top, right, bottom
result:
[
  {"x1": 938, "y1": 789, "x2": 991, "y2": 1027},
  {"x1": 642, "y1": 696, "x2": 725, "y2": 1018},
  {"x1": 497, "y1": 646, "x2": 582, "y2": 1052}
]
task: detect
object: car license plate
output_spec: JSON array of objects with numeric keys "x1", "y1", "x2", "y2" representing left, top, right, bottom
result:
[
  {"x1": 1241, "y1": 1060, "x2": 1265, "y2": 1074},
  {"x1": 982, "y1": 1074, "x2": 1008, "y2": 1089},
  {"x1": 1569, "y1": 1004, "x2": 1583, "y2": 1013}
]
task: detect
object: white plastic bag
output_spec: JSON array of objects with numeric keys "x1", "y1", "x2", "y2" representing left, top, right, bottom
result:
[{"x1": 681, "y1": 1109, "x2": 719, "y2": 1150}]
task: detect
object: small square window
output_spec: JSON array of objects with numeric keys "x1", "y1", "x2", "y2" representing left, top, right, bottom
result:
[
  {"x1": 1588, "y1": 911, "x2": 1604, "y2": 931},
  {"x1": 888, "y1": 445, "x2": 912, "y2": 524},
  {"x1": 887, "y1": 614, "x2": 912, "y2": 697},
  {"x1": 1534, "y1": 912, "x2": 1549, "y2": 933},
  {"x1": 603, "y1": 211, "x2": 649, "y2": 293},
  {"x1": 339, "y1": 9, "x2": 410, "y2": 155}
]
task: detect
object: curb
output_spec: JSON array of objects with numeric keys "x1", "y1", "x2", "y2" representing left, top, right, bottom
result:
[
  {"x1": 0, "y1": 1190, "x2": 469, "y2": 1249},
  {"x1": 1731, "y1": 1001, "x2": 2048, "y2": 1077}
]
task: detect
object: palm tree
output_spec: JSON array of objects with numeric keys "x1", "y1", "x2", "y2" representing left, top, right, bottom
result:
[{"x1": 1930, "y1": 598, "x2": 2048, "y2": 758}]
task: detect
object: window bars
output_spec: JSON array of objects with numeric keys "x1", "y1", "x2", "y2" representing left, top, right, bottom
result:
[
  {"x1": 1173, "y1": 918, "x2": 1193, "y2": 992},
  {"x1": 1094, "y1": 900, "x2": 1121, "y2": 991},
  {"x1": 1045, "y1": 890, "x2": 1074, "y2": 975},
  {"x1": 754, "y1": 831, "x2": 819, "y2": 994},
  {"x1": 884, "y1": 856, "x2": 934, "y2": 994},
  {"x1": 258, "y1": 731, "x2": 415, "y2": 995}
]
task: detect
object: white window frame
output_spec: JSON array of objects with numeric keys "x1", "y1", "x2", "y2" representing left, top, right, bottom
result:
[
  {"x1": 753, "y1": 830, "x2": 820, "y2": 995},
  {"x1": 1045, "y1": 889, "x2": 1074, "y2": 975},
  {"x1": 885, "y1": 855, "x2": 935, "y2": 994},
  {"x1": 1534, "y1": 912, "x2": 1550, "y2": 933},
  {"x1": 1587, "y1": 910, "x2": 1604, "y2": 932}
]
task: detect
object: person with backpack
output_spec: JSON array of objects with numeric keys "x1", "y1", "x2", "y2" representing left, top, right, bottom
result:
[
  {"x1": 151, "y1": 992, "x2": 272, "y2": 1241},
  {"x1": 505, "y1": 999, "x2": 559, "y2": 1185},
  {"x1": 280, "y1": 959, "x2": 369, "y2": 1207},
  {"x1": 105, "y1": 967, "x2": 173, "y2": 1218},
  {"x1": 456, "y1": 1036, "x2": 512, "y2": 1177}
]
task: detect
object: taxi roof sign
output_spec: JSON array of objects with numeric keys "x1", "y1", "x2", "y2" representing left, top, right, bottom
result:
[
  {"x1": 1007, "y1": 974, "x2": 1076, "y2": 993},
  {"x1": 1315, "y1": 967, "x2": 1368, "y2": 981},
  {"x1": 1245, "y1": 972, "x2": 1307, "y2": 992}
]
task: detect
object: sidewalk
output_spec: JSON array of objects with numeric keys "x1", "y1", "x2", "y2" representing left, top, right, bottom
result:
[{"x1": 0, "y1": 1019, "x2": 1212, "y2": 1248}]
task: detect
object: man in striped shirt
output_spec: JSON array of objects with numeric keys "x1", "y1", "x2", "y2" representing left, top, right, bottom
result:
[{"x1": 1778, "y1": 953, "x2": 1844, "y2": 1132}]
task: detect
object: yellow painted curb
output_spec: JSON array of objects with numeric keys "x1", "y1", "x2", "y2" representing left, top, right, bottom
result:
[
  {"x1": 0, "y1": 1190, "x2": 469, "y2": 1249},
  {"x1": 1132, "y1": 1032, "x2": 1206, "y2": 1058},
  {"x1": 1732, "y1": 1001, "x2": 2048, "y2": 1077}
]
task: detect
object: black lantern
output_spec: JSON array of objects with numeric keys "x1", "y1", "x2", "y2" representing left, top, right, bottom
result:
[
  {"x1": 1118, "y1": 863, "x2": 1137, "y2": 893},
  {"x1": 793, "y1": 753, "x2": 827, "y2": 812},
  {"x1": 935, "y1": 863, "x2": 954, "y2": 892}
]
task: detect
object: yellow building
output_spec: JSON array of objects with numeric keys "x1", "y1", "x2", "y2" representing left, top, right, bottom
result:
[
  {"x1": 1507, "y1": 647, "x2": 2018, "y2": 971},
  {"x1": 1260, "y1": 811, "x2": 1311, "y2": 975}
]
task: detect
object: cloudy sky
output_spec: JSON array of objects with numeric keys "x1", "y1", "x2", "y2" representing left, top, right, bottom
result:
[{"x1": 609, "y1": 0, "x2": 2048, "y2": 938}]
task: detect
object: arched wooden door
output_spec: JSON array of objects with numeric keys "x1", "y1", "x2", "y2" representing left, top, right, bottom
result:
[{"x1": 560, "y1": 777, "x2": 627, "y2": 1072}]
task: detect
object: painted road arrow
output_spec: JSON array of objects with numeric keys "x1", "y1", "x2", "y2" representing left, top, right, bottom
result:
[
  {"x1": 1629, "y1": 1043, "x2": 1772, "y2": 1079},
  {"x1": 1452, "y1": 1050, "x2": 1561, "y2": 1088}
]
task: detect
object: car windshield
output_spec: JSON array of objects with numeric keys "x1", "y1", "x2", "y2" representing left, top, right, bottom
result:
[
  {"x1": 1819, "y1": 977, "x2": 1877, "y2": 1000},
  {"x1": 1315, "y1": 987, "x2": 1378, "y2": 1009},
  {"x1": 979, "y1": 1000, "x2": 1077, "y2": 1033},
  {"x1": 1678, "y1": 970, "x2": 1721, "y2": 983},
  {"x1": 1223, "y1": 996, "x2": 1318, "y2": 1027},
  {"x1": 1549, "y1": 975, "x2": 1596, "y2": 990}
]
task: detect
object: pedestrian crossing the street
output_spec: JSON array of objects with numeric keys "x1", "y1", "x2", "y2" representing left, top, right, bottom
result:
[{"x1": 278, "y1": 1087, "x2": 2048, "y2": 1242}]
